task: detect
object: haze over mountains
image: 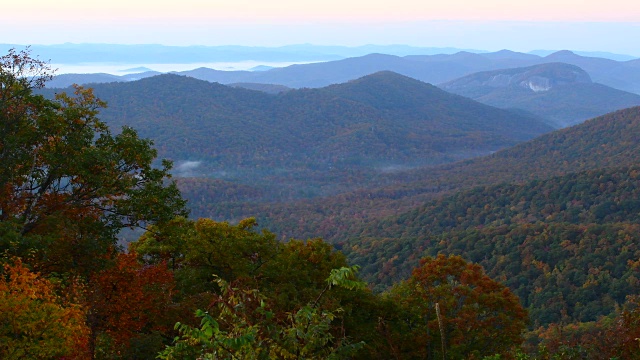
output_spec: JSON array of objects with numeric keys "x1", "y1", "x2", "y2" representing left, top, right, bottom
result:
[
  {"x1": 5, "y1": 43, "x2": 635, "y2": 66},
  {"x1": 43, "y1": 46, "x2": 640, "y2": 128},
  {"x1": 0, "y1": 43, "x2": 477, "y2": 64},
  {"x1": 45, "y1": 48, "x2": 640, "y2": 94}
]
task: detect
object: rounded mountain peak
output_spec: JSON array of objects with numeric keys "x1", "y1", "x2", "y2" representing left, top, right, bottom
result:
[{"x1": 442, "y1": 62, "x2": 591, "y2": 93}]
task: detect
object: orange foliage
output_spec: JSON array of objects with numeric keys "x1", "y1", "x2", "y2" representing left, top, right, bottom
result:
[
  {"x1": 602, "y1": 295, "x2": 640, "y2": 358},
  {"x1": 0, "y1": 258, "x2": 90, "y2": 359},
  {"x1": 402, "y1": 254, "x2": 528, "y2": 358},
  {"x1": 88, "y1": 252, "x2": 175, "y2": 351}
]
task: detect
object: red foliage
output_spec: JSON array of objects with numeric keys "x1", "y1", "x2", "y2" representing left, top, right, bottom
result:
[
  {"x1": 408, "y1": 254, "x2": 528, "y2": 358},
  {"x1": 88, "y1": 252, "x2": 175, "y2": 352}
]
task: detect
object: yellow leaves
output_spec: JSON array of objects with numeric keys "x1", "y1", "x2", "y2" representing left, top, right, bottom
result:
[
  {"x1": 0, "y1": 258, "x2": 90, "y2": 359},
  {"x1": 627, "y1": 258, "x2": 640, "y2": 270},
  {"x1": 0, "y1": 258, "x2": 55, "y2": 301}
]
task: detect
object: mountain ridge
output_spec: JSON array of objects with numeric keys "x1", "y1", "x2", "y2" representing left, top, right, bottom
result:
[
  {"x1": 40, "y1": 72, "x2": 551, "y2": 202},
  {"x1": 441, "y1": 63, "x2": 640, "y2": 127},
  {"x1": 208, "y1": 106, "x2": 640, "y2": 242},
  {"x1": 46, "y1": 49, "x2": 640, "y2": 96}
]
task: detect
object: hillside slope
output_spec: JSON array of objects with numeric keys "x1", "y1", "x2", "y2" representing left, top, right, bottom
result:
[
  {"x1": 343, "y1": 166, "x2": 640, "y2": 326},
  {"x1": 43, "y1": 72, "x2": 550, "y2": 200},
  {"x1": 221, "y1": 106, "x2": 640, "y2": 242},
  {"x1": 441, "y1": 63, "x2": 640, "y2": 127}
]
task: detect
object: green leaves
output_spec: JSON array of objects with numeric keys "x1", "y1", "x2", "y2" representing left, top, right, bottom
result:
[
  {"x1": 159, "y1": 268, "x2": 366, "y2": 359},
  {"x1": 0, "y1": 49, "x2": 187, "y2": 276},
  {"x1": 326, "y1": 266, "x2": 366, "y2": 291},
  {"x1": 0, "y1": 48, "x2": 191, "y2": 358}
]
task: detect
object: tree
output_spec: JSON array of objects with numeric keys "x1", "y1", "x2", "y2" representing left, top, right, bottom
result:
[
  {"x1": 134, "y1": 219, "x2": 387, "y2": 357},
  {"x1": 0, "y1": 258, "x2": 90, "y2": 359},
  {"x1": 387, "y1": 254, "x2": 528, "y2": 359},
  {"x1": 158, "y1": 267, "x2": 366, "y2": 359},
  {"x1": 259, "y1": 238, "x2": 351, "y2": 313},
  {"x1": 601, "y1": 294, "x2": 640, "y2": 359},
  {"x1": 0, "y1": 48, "x2": 187, "y2": 276},
  {"x1": 87, "y1": 252, "x2": 175, "y2": 359},
  {"x1": 132, "y1": 217, "x2": 281, "y2": 301}
]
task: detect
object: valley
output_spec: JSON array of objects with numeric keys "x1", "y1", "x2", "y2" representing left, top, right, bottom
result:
[{"x1": 8, "y1": 44, "x2": 640, "y2": 358}]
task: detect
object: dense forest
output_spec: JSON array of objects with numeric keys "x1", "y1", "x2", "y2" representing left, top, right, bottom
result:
[
  {"x1": 345, "y1": 166, "x2": 640, "y2": 319},
  {"x1": 182, "y1": 105, "x2": 640, "y2": 244},
  {"x1": 4, "y1": 48, "x2": 640, "y2": 359},
  {"x1": 41, "y1": 71, "x2": 552, "y2": 201}
]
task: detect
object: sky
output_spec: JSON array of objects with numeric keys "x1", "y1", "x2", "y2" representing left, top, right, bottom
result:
[{"x1": 4, "y1": 0, "x2": 640, "y2": 55}]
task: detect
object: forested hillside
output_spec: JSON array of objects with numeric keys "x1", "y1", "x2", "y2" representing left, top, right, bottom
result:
[
  {"x1": 43, "y1": 72, "x2": 550, "y2": 201},
  {"x1": 345, "y1": 165, "x2": 640, "y2": 290},
  {"x1": 441, "y1": 63, "x2": 640, "y2": 127},
  {"x1": 187, "y1": 106, "x2": 640, "y2": 242},
  {"x1": 1, "y1": 50, "x2": 541, "y2": 359},
  {"x1": 330, "y1": 165, "x2": 640, "y2": 358}
]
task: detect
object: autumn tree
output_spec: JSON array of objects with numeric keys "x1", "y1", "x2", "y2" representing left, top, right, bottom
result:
[
  {"x1": 386, "y1": 254, "x2": 528, "y2": 359},
  {"x1": 0, "y1": 48, "x2": 187, "y2": 276},
  {"x1": 597, "y1": 294, "x2": 640, "y2": 359},
  {"x1": 0, "y1": 258, "x2": 90, "y2": 359},
  {"x1": 86, "y1": 252, "x2": 175, "y2": 359}
]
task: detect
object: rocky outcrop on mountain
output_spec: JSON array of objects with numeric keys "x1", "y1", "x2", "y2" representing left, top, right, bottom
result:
[
  {"x1": 442, "y1": 63, "x2": 591, "y2": 94},
  {"x1": 441, "y1": 63, "x2": 640, "y2": 127}
]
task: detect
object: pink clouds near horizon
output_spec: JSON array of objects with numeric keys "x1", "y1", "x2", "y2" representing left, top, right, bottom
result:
[
  {"x1": 4, "y1": 0, "x2": 640, "y2": 55},
  {"x1": 9, "y1": 0, "x2": 640, "y2": 23}
]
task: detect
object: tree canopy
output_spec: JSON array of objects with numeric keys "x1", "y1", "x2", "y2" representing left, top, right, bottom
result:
[
  {"x1": 386, "y1": 254, "x2": 528, "y2": 359},
  {"x1": 0, "y1": 48, "x2": 187, "y2": 358},
  {"x1": 0, "y1": 48, "x2": 187, "y2": 276}
]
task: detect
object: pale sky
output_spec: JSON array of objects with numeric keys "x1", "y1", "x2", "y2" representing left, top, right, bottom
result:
[{"x1": 3, "y1": 0, "x2": 640, "y2": 54}]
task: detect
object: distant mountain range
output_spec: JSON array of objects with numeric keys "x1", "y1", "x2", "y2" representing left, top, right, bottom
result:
[
  {"x1": 529, "y1": 49, "x2": 637, "y2": 61},
  {"x1": 0, "y1": 43, "x2": 504, "y2": 66},
  {"x1": 46, "y1": 49, "x2": 640, "y2": 97},
  {"x1": 47, "y1": 71, "x2": 162, "y2": 88},
  {"x1": 39, "y1": 46, "x2": 640, "y2": 120},
  {"x1": 441, "y1": 62, "x2": 640, "y2": 127},
  {"x1": 46, "y1": 51, "x2": 640, "y2": 127},
  {"x1": 40, "y1": 72, "x2": 551, "y2": 200},
  {"x1": 3, "y1": 43, "x2": 636, "y2": 65}
]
